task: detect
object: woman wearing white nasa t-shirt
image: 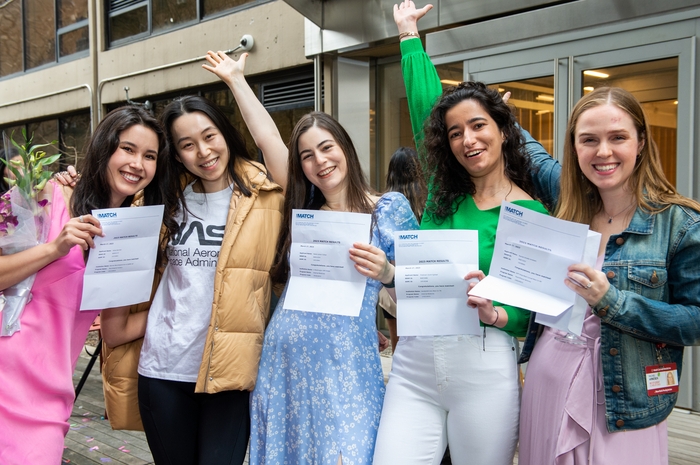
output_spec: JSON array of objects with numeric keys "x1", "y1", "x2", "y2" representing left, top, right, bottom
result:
[{"x1": 136, "y1": 51, "x2": 286, "y2": 465}]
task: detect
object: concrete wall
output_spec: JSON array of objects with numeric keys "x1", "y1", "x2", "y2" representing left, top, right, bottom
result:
[{"x1": 0, "y1": 0, "x2": 309, "y2": 126}]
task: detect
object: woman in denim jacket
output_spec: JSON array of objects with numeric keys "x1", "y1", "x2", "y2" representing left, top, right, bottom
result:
[{"x1": 519, "y1": 86, "x2": 700, "y2": 464}]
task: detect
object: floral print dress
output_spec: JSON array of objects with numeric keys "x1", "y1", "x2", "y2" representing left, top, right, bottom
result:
[{"x1": 250, "y1": 192, "x2": 418, "y2": 465}]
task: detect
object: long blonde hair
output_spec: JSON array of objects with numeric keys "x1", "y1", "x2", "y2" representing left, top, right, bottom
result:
[{"x1": 556, "y1": 87, "x2": 700, "y2": 223}]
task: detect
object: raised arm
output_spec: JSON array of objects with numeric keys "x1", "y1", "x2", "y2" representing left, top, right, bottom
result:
[
  {"x1": 520, "y1": 127, "x2": 561, "y2": 210},
  {"x1": 203, "y1": 51, "x2": 289, "y2": 192},
  {"x1": 394, "y1": 2, "x2": 440, "y2": 150}
]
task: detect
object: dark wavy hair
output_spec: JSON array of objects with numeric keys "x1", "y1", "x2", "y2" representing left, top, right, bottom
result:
[
  {"x1": 271, "y1": 111, "x2": 376, "y2": 284},
  {"x1": 71, "y1": 106, "x2": 178, "y2": 265},
  {"x1": 386, "y1": 146, "x2": 426, "y2": 223},
  {"x1": 160, "y1": 95, "x2": 263, "y2": 224},
  {"x1": 423, "y1": 81, "x2": 537, "y2": 222}
]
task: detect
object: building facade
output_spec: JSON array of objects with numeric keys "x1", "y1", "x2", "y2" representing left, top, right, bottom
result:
[{"x1": 0, "y1": 0, "x2": 314, "y2": 165}]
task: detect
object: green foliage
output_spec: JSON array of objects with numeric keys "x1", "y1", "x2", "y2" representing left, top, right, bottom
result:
[{"x1": 1, "y1": 129, "x2": 60, "y2": 206}]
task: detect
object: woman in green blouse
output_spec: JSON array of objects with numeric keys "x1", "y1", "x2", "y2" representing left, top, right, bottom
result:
[{"x1": 373, "y1": 2, "x2": 548, "y2": 464}]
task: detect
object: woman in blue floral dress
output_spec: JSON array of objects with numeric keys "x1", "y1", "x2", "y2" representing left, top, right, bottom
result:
[
  {"x1": 206, "y1": 52, "x2": 418, "y2": 465},
  {"x1": 249, "y1": 111, "x2": 418, "y2": 465}
]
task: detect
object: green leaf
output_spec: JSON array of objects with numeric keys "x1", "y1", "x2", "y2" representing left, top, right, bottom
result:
[{"x1": 39, "y1": 153, "x2": 61, "y2": 166}]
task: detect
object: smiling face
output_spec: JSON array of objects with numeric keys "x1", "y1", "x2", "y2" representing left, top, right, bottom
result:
[
  {"x1": 106, "y1": 124, "x2": 158, "y2": 208},
  {"x1": 297, "y1": 125, "x2": 348, "y2": 198},
  {"x1": 574, "y1": 103, "x2": 644, "y2": 197},
  {"x1": 444, "y1": 99, "x2": 505, "y2": 179},
  {"x1": 171, "y1": 111, "x2": 230, "y2": 193}
]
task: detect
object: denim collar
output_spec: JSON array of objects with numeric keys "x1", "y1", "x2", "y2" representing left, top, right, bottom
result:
[{"x1": 624, "y1": 207, "x2": 655, "y2": 235}]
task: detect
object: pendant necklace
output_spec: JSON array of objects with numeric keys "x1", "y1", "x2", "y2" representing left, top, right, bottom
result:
[{"x1": 603, "y1": 201, "x2": 636, "y2": 224}]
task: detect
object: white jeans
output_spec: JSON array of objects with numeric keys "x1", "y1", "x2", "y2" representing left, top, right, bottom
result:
[{"x1": 373, "y1": 329, "x2": 520, "y2": 465}]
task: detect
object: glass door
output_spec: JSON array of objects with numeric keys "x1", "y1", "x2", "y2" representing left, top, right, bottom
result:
[{"x1": 573, "y1": 39, "x2": 694, "y2": 192}]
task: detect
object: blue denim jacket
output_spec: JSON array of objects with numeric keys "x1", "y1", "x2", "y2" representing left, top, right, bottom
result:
[{"x1": 518, "y1": 129, "x2": 700, "y2": 431}]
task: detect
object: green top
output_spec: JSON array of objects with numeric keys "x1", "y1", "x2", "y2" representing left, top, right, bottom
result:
[
  {"x1": 400, "y1": 38, "x2": 443, "y2": 153},
  {"x1": 402, "y1": 37, "x2": 548, "y2": 338},
  {"x1": 421, "y1": 196, "x2": 548, "y2": 337}
]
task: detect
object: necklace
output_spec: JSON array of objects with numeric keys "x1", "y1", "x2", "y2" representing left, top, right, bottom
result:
[{"x1": 603, "y1": 201, "x2": 636, "y2": 224}]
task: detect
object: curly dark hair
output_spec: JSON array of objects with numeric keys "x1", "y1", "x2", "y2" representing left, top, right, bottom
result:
[{"x1": 423, "y1": 81, "x2": 538, "y2": 223}]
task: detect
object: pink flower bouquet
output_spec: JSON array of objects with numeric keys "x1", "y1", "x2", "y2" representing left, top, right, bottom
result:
[{"x1": 0, "y1": 131, "x2": 60, "y2": 336}]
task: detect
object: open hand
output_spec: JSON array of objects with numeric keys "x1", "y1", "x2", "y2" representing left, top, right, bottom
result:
[
  {"x1": 202, "y1": 50, "x2": 247, "y2": 85},
  {"x1": 394, "y1": 1, "x2": 433, "y2": 33}
]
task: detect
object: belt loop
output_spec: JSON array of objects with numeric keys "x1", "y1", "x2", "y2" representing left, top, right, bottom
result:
[{"x1": 482, "y1": 326, "x2": 486, "y2": 351}]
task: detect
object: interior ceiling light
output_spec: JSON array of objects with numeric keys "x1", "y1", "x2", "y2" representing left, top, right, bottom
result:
[
  {"x1": 535, "y1": 94, "x2": 555, "y2": 102},
  {"x1": 583, "y1": 70, "x2": 609, "y2": 79},
  {"x1": 583, "y1": 86, "x2": 595, "y2": 92},
  {"x1": 440, "y1": 79, "x2": 462, "y2": 86}
]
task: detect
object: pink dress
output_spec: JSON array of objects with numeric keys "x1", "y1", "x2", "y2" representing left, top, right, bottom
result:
[
  {"x1": 519, "y1": 260, "x2": 668, "y2": 465},
  {"x1": 0, "y1": 183, "x2": 98, "y2": 464}
]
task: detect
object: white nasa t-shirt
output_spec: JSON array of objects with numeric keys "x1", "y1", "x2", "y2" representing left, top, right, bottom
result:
[{"x1": 138, "y1": 182, "x2": 232, "y2": 382}]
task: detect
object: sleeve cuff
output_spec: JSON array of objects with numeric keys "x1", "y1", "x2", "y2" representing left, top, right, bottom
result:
[
  {"x1": 400, "y1": 36, "x2": 424, "y2": 56},
  {"x1": 592, "y1": 285, "x2": 622, "y2": 320}
]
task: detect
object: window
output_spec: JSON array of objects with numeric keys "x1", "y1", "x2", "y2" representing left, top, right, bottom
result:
[
  {"x1": 57, "y1": 0, "x2": 89, "y2": 58},
  {"x1": 24, "y1": 0, "x2": 56, "y2": 69},
  {"x1": 1, "y1": 112, "x2": 91, "y2": 172},
  {"x1": 202, "y1": 0, "x2": 252, "y2": 18},
  {"x1": 0, "y1": 0, "x2": 23, "y2": 76},
  {"x1": 0, "y1": 0, "x2": 89, "y2": 78},
  {"x1": 107, "y1": 0, "x2": 267, "y2": 46}
]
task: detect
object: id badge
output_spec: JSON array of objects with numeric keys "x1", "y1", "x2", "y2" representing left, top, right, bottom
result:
[{"x1": 645, "y1": 363, "x2": 679, "y2": 396}]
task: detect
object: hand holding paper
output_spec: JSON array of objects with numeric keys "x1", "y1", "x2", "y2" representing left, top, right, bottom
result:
[
  {"x1": 284, "y1": 209, "x2": 372, "y2": 317},
  {"x1": 535, "y1": 230, "x2": 601, "y2": 335},
  {"x1": 465, "y1": 270, "x2": 500, "y2": 326},
  {"x1": 395, "y1": 229, "x2": 481, "y2": 336},
  {"x1": 565, "y1": 263, "x2": 610, "y2": 306},
  {"x1": 349, "y1": 242, "x2": 394, "y2": 284},
  {"x1": 80, "y1": 205, "x2": 164, "y2": 310},
  {"x1": 469, "y1": 201, "x2": 590, "y2": 317}
]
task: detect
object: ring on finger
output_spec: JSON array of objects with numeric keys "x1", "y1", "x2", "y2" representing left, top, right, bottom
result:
[
  {"x1": 586, "y1": 281, "x2": 593, "y2": 289},
  {"x1": 79, "y1": 215, "x2": 84, "y2": 223}
]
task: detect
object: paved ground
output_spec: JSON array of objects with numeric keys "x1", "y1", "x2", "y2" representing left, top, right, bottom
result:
[{"x1": 63, "y1": 344, "x2": 700, "y2": 464}]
